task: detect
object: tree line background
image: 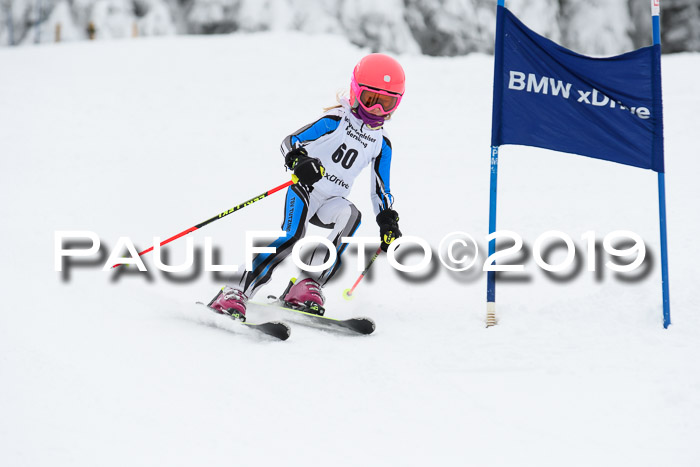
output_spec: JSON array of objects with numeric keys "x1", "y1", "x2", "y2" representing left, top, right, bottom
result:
[{"x1": 1, "y1": 0, "x2": 698, "y2": 55}]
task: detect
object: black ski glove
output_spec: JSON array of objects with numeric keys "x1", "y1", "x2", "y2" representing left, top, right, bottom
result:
[
  {"x1": 285, "y1": 147, "x2": 325, "y2": 185},
  {"x1": 376, "y1": 209, "x2": 402, "y2": 252}
]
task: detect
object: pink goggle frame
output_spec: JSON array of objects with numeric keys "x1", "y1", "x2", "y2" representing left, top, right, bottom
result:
[{"x1": 351, "y1": 80, "x2": 403, "y2": 114}]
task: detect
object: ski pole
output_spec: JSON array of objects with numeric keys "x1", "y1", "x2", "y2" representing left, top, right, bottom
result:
[
  {"x1": 112, "y1": 177, "x2": 297, "y2": 268},
  {"x1": 342, "y1": 246, "x2": 383, "y2": 300}
]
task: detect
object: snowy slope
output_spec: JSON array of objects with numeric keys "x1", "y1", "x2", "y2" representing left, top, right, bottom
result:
[{"x1": 1, "y1": 34, "x2": 699, "y2": 466}]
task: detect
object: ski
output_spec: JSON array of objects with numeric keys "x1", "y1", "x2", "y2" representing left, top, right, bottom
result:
[
  {"x1": 253, "y1": 296, "x2": 376, "y2": 335},
  {"x1": 195, "y1": 302, "x2": 291, "y2": 341}
]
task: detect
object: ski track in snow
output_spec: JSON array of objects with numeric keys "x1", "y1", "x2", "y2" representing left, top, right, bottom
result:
[{"x1": 1, "y1": 34, "x2": 699, "y2": 466}]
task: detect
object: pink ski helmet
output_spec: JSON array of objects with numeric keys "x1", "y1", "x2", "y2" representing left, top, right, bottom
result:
[{"x1": 350, "y1": 53, "x2": 405, "y2": 115}]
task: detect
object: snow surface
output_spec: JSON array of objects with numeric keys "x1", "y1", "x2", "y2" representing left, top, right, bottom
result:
[{"x1": 1, "y1": 33, "x2": 699, "y2": 466}]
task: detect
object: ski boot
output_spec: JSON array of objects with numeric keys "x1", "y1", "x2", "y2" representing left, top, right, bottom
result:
[
  {"x1": 208, "y1": 286, "x2": 248, "y2": 321},
  {"x1": 281, "y1": 278, "x2": 325, "y2": 316}
]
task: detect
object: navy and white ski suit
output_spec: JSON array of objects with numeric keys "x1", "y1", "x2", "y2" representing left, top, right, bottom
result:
[{"x1": 239, "y1": 99, "x2": 395, "y2": 297}]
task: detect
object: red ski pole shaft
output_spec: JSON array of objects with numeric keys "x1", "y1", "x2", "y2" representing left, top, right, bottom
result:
[
  {"x1": 112, "y1": 177, "x2": 296, "y2": 268},
  {"x1": 343, "y1": 246, "x2": 382, "y2": 300}
]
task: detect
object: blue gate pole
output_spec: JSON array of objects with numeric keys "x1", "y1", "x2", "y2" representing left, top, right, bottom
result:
[
  {"x1": 652, "y1": 1, "x2": 671, "y2": 328},
  {"x1": 486, "y1": 0, "x2": 505, "y2": 327},
  {"x1": 658, "y1": 173, "x2": 671, "y2": 328},
  {"x1": 486, "y1": 146, "x2": 499, "y2": 327}
]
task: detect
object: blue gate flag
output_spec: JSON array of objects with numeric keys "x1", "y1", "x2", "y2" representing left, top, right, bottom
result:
[{"x1": 491, "y1": 6, "x2": 664, "y2": 173}]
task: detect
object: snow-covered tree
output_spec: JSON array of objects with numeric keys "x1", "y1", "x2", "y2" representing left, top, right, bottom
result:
[
  {"x1": 404, "y1": 0, "x2": 494, "y2": 55},
  {"x1": 89, "y1": 0, "x2": 134, "y2": 40},
  {"x1": 1, "y1": 0, "x2": 41, "y2": 45},
  {"x1": 135, "y1": 0, "x2": 176, "y2": 36},
  {"x1": 186, "y1": 0, "x2": 236, "y2": 34},
  {"x1": 661, "y1": 0, "x2": 700, "y2": 53},
  {"x1": 508, "y1": 0, "x2": 561, "y2": 44},
  {"x1": 559, "y1": 0, "x2": 633, "y2": 56},
  {"x1": 1, "y1": 0, "x2": 698, "y2": 53},
  {"x1": 29, "y1": 0, "x2": 84, "y2": 43},
  {"x1": 340, "y1": 0, "x2": 420, "y2": 54}
]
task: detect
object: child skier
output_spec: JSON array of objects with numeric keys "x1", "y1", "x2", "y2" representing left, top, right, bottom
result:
[{"x1": 209, "y1": 53, "x2": 405, "y2": 319}]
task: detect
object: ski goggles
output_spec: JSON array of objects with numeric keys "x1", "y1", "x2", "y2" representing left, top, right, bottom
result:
[{"x1": 352, "y1": 83, "x2": 403, "y2": 114}]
